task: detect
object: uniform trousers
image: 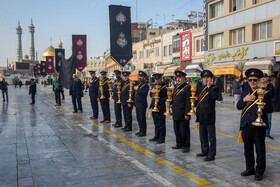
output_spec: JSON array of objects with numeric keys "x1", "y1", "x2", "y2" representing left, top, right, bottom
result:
[
  {"x1": 136, "y1": 107, "x2": 147, "y2": 134},
  {"x1": 114, "y1": 101, "x2": 122, "y2": 125},
  {"x1": 90, "y1": 95, "x2": 98, "y2": 117},
  {"x1": 2, "y1": 90, "x2": 8, "y2": 101},
  {"x1": 152, "y1": 112, "x2": 166, "y2": 141},
  {"x1": 100, "y1": 99, "x2": 110, "y2": 121},
  {"x1": 55, "y1": 90, "x2": 61, "y2": 105},
  {"x1": 31, "y1": 93, "x2": 35, "y2": 104},
  {"x1": 199, "y1": 123, "x2": 216, "y2": 157},
  {"x1": 173, "y1": 120, "x2": 190, "y2": 149},
  {"x1": 123, "y1": 105, "x2": 133, "y2": 130},
  {"x1": 72, "y1": 96, "x2": 82, "y2": 112}
]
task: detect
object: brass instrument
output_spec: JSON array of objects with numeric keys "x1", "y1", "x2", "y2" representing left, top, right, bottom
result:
[
  {"x1": 164, "y1": 87, "x2": 173, "y2": 116},
  {"x1": 187, "y1": 82, "x2": 198, "y2": 115},
  {"x1": 99, "y1": 80, "x2": 105, "y2": 99},
  {"x1": 117, "y1": 82, "x2": 122, "y2": 104},
  {"x1": 252, "y1": 82, "x2": 268, "y2": 127},
  {"x1": 108, "y1": 80, "x2": 113, "y2": 99},
  {"x1": 152, "y1": 85, "x2": 161, "y2": 112},
  {"x1": 127, "y1": 81, "x2": 135, "y2": 103}
]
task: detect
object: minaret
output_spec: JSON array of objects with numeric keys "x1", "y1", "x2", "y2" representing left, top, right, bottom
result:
[
  {"x1": 16, "y1": 20, "x2": 23, "y2": 62},
  {"x1": 58, "y1": 37, "x2": 63, "y2": 49},
  {"x1": 29, "y1": 18, "x2": 35, "y2": 61}
]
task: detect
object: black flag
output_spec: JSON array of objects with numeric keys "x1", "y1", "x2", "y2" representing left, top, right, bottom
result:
[
  {"x1": 109, "y1": 5, "x2": 132, "y2": 67},
  {"x1": 33, "y1": 66, "x2": 37, "y2": 77},
  {"x1": 55, "y1": 49, "x2": 65, "y2": 73},
  {"x1": 58, "y1": 50, "x2": 76, "y2": 89},
  {"x1": 41, "y1": 61, "x2": 47, "y2": 77}
]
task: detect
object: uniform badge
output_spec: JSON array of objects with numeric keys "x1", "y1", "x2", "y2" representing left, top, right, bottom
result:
[
  {"x1": 116, "y1": 12, "x2": 126, "y2": 25},
  {"x1": 117, "y1": 32, "x2": 127, "y2": 48}
]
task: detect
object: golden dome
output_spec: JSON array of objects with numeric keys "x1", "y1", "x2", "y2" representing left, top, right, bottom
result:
[
  {"x1": 42, "y1": 45, "x2": 55, "y2": 61},
  {"x1": 58, "y1": 39, "x2": 63, "y2": 48}
]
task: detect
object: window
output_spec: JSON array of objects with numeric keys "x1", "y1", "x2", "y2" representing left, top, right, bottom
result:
[
  {"x1": 164, "y1": 46, "x2": 168, "y2": 56},
  {"x1": 231, "y1": 0, "x2": 245, "y2": 12},
  {"x1": 169, "y1": 45, "x2": 173, "y2": 55},
  {"x1": 231, "y1": 27, "x2": 245, "y2": 45},
  {"x1": 173, "y1": 40, "x2": 180, "y2": 53},
  {"x1": 149, "y1": 32, "x2": 156, "y2": 35},
  {"x1": 212, "y1": 33, "x2": 224, "y2": 49},
  {"x1": 140, "y1": 51, "x2": 143, "y2": 59},
  {"x1": 253, "y1": 20, "x2": 272, "y2": 41},
  {"x1": 146, "y1": 49, "x2": 150, "y2": 58},
  {"x1": 211, "y1": 1, "x2": 224, "y2": 18},
  {"x1": 255, "y1": 0, "x2": 266, "y2": 4},
  {"x1": 133, "y1": 52, "x2": 137, "y2": 60},
  {"x1": 155, "y1": 47, "x2": 159, "y2": 56},
  {"x1": 195, "y1": 38, "x2": 204, "y2": 52}
]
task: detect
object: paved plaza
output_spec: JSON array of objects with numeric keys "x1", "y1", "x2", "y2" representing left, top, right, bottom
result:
[{"x1": 0, "y1": 86, "x2": 280, "y2": 187}]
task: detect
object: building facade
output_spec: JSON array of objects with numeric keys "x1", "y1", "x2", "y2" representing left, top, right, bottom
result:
[{"x1": 85, "y1": 57, "x2": 106, "y2": 77}]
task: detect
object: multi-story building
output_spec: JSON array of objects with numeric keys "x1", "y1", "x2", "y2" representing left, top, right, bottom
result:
[
  {"x1": 85, "y1": 57, "x2": 106, "y2": 77},
  {"x1": 203, "y1": 0, "x2": 280, "y2": 89}
]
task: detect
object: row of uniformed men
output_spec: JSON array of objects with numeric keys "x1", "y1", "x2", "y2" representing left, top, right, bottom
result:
[{"x1": 87, "y1": 68, "x2": 271, "y2": 181}]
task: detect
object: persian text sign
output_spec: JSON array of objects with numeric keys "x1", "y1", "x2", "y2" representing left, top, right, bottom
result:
[
  {"x1": 46, "y1": 56, "x2": 54, "y2": 75},
  {"x1": 180, "y1": 30, "x2": 192, "y2": 62},
  {"x1": 72, "y1": 35, "x2": 87, "y2": 72}
]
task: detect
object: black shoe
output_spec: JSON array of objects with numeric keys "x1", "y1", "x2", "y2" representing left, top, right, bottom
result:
[
  {"x1": 138, "y1": 133, "x2": 146, "y2": 137},
  {"x1": 149, "y1": 137, "x2": 158, "y2": 141},
  {"x1": 80, "y1": 110, "x2": 83, "y2": 113},
  {"x1": 121, "y1": 127, "x2": 126, "y2": 130},
  {"x1": 72, "y1": 111, "x2": 77, "y2": 113},
  {"x1": 241, "y1": 170, "x2": 255, "y2": 176},
  {"x1": 171, "y1": 146, "x2": 182, "y2": 149},
  {"x1": 3, "y1": 100, "x2": 5, "y2": 102},
  {"x1": 196, "y1": 153, "x2": 207, "y2": 157},
  {"x1": 90, "y1": 116, "x2": 98, "y2": 119},
  {"x1": 266, "y1": 135, "x2": 274, "y2": 140},
  {"x1": 204, "y1": 156, "x2": 215, "y2": 161},
  {"x1": 254, "y1": 174, "x2": 263, "y2": 181},
  {"x1": 156, "y1": 140, "x2": 165, "y2": 144},
  {"x1": 115, "y1": 124, "x2": 122, "y2": 128},
  {"x1": 124, "y1": 128, "x2": 132, "y2": 131},
  {"x1": 182, "y1": 148, "x2": 190, "y2": 153},
  {"x1": 135, "y1": 132, "x2": 140, "y2": 135}
]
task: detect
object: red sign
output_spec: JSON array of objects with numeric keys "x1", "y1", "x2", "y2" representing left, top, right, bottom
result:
[
  {"x1": 72, "y1": 35, "x2": 87, "y2": 72},
  {"x1": 180, "y1": 30, "x2": 192, "y2": 63},
  {"x1": 46, "y1": 56, "x2": 54, "y2": 75},
  {"x1": 36, "y1": 64, "x2": 41, "y2": 77}
]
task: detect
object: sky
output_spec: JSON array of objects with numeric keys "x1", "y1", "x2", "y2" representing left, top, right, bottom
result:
[{"x1": 0, "y1": 0, "x2": 203, "y2": 66}]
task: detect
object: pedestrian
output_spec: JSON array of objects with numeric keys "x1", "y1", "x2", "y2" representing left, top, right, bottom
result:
[
  {"x1": 29, "y1": 78, "x2": 36, "y2": 105},
  {"x1": 19, "y1": 80, "x2": 22, "y2": 88},
  {"x1": 272, "y1": 72, "x2": 280, "y2": 112},
  {"x1": 232, "y1": 76, "x2": 242, "y2": 109},
  {"x1": 88, "y1": 71, "x2": 99, "y2": 119},
  {"x1": 121, "y1": 71, "x2": 134, "y2": 131},
  {"x1": 61, "y1": 88, "x2": 65, "y2": 100},
  {"x1": 70, "y1": 74, "x2": 83, "y2": 113},
  {"x1": 98, "y1": 70, "x2": 111, "y2": 123},
  {"x1": 194, "y1": 70, "x2": 219, "y2": 161},
  {"x1": 1, "y1": 78, "x2": 8, "y2": 102},
  {"x1": 134, "y1": 71, "x2": 149, "y2": 137},
  {"x1": 215, "y1": 76, "x2": 223, "y2": 102},
  {"x1": 171, "y1": 71, "x2": 191, "y2": 152},
  {"x1": 53, "y1": 77, "x2": 62, "y2": 106},
  {"x1": 112, "y1": 70, "x2": 123, "y2": 128},
  {"x1": 260, "y1": 73, "x2": 274, "y2": 139},
  {"x1": 149, "y1": 73, "x2": 167, "y2": 144}
]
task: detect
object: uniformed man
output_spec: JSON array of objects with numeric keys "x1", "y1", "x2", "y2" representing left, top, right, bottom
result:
[
  {"x1": 69, "y1": 74, "x2": 83, "y2": 113},
  {"x1": 112, "y1": 70, "x2": 123, "y2": 128},
  {"x1": 29, "y1": 78, "x2": 37, "y2": 105},
  {"x1": 53, "y1": 77, "x2": 62, "y2": 106},
  {"x1": 89, "y1": 71, "x2": 99, "y2": 119},
  {"x1": 237, "y1": 68, "x2": 272, "y2": 181},
  {"x1": 121, "y1": 71, "x2": 134, "y2": 131},
  {"x1": 134, "y1": 71, "x2": 149, "y2": 137},
  {"x1": 171, "y1": 71, "x2": 191, "y2": 152},
  {"x1": 1, "y1": 78, "x2": 8, "y2": 102},
  {"x1": 98, "y1": 70, "x2": 111, "y2": 123},
  {"x1": 194, "y1": 70, "x2": 218, "y2": 161},
  {"x1": 149, "y1": 73, "x2": 167, "y2": 144}
]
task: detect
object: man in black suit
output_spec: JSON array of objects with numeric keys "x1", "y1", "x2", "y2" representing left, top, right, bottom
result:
[
  {"x1": 29, "y1": 78, "x2": 37, "y2": 105},
  {"x1": 89, "y1": 71, "x2": 99, "y2": 119},
  {"x1": 149, "y1": 73, "x2": 167, "y2": 144},
  {"x1": 237, "y1": 68, "x2": 272, "y2": 181},
  {"x1": 171, "y1": 71, "x2": 191, "y2": 153},
  {"x1": 70, "y1": 74, "x2": 83, "y2": 113},
  {"x1": 98, "y1": 70, "x2": 111, "y2": 123},
  {"x1": 194, "y1": 70, "x2": 218, "y2": 161},
  {"x1": 1, "y1": 78, "x2": 8, "y2": 102},
  {"x1": 112, "y1": 70, "x2": 123, "y2": 128}
]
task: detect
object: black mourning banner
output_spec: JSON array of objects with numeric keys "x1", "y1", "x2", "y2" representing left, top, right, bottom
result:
[
  {"x1": 33, "y1": 66, "x2": 37, "y2": 77},
  {"x1": 55, "y1": 49, "x2": 65, "y2": 73},
  {"x1": 58, "y1": 50, "x2": 76, "y2": 89},
  {"x1": 109, "y1": 5, "x2": 132, "y2": 67},
  {"x1": 41, "y1": 61, "x2": 47, "y2": 77}
]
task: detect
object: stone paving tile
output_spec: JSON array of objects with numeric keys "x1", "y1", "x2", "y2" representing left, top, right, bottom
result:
[{"x1": 18, "y1": 177, "x2": 34, "y2": 187}]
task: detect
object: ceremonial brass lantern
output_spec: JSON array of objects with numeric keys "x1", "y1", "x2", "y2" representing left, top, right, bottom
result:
[
  {"x1": 252, "y1": 82, "x2": 268, "y2": 127},
  {"x1": 108, "y1": 81, "x2": 113, "y2": 100},
  {"x1": 99, "y1": 81, "x2": 105, "y2": 99},
  {"x1": 152, "y1": 85, "x2": 161, "y2": 112},
  {"x1": 127, "y1": 81, "x2": 135, "y2": 103},
  {"x1": 187, "y1": 82, "x2": 198, "y2": 115},
  {"x1": 117, "y1": 82, "x2": 122, "y2": 104},
  {"x1": 164, "y1": 87, "x2": 173, "y2": 116}
]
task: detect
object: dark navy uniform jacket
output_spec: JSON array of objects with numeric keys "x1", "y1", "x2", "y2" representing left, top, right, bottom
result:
[
  {"x1": 195, "y1": 85, "x2": 219, "y2": 125},
  {"x1": 121, "y1": 80, "x2": 134, "y2": 106},
  {"x1": 113, "y1": 78, "x2": 124, "y2": 101},
  {"x1": 29, "y1": 82, "x2": 37, "y2": 94},
  {"x1": 134, "y1": 82, "x2": 149, "y2": 109},
  {"x1": 89, "y1": 77, "x2": 99, "y2": 97},
  {"x1": 149, "y1": 83, "x2": 167, "y2": 112},
  {"x1": 237, "y1": 87, "x2": 272, "y2": 129},
  {"x1": 98, "y1": 77, "x2": 110, "y2": 99},
  {"x1": 70, "y1": 79, "x2": 83, "y2": 97},
  {"x1": 171, "y1": 82, "x2": 191, "y2": 121}
]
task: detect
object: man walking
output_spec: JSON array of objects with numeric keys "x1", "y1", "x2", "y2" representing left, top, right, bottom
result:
[
  {"x1": 233, "y1": 76, "x2": 242, "y2": 109},
  {"x1": 112, "y1": 70, "x2": 123, "y2": 128},
  {"x1": 70, "y1": 74, "x2": 83, "y2": 113},
  {"x1": 29, "y1": 78, "x2": 36, "y2": 105},
  {"x1": 1, "y1": 78, "x2": 8, "y2": 102},
  {"x1": 89, "y1": 71, "x2": 99, "y2": 119},
  {"x1": 53, "y1": 77, "x2": 62, "y2": 106}
]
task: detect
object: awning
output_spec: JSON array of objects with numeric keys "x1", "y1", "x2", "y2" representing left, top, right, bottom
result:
[
  {"x1": 156, "y1": 65, "x2": 172, "y2": 74},
  {"x1": 215, "y1": 67, "x2": 241, "y2": 77},
  {"x1": 185, "y1": 63, "x2": 204, "y2": 78},
  {"x1": 243, "y1": 59, "x2": 275, "y2": 76},
  {"x1": 163, "y1": 66, "x2": 180, "y2": 77},
  {"x1": 210, "y1": 61, "x2": 242, "y2": 77}
]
